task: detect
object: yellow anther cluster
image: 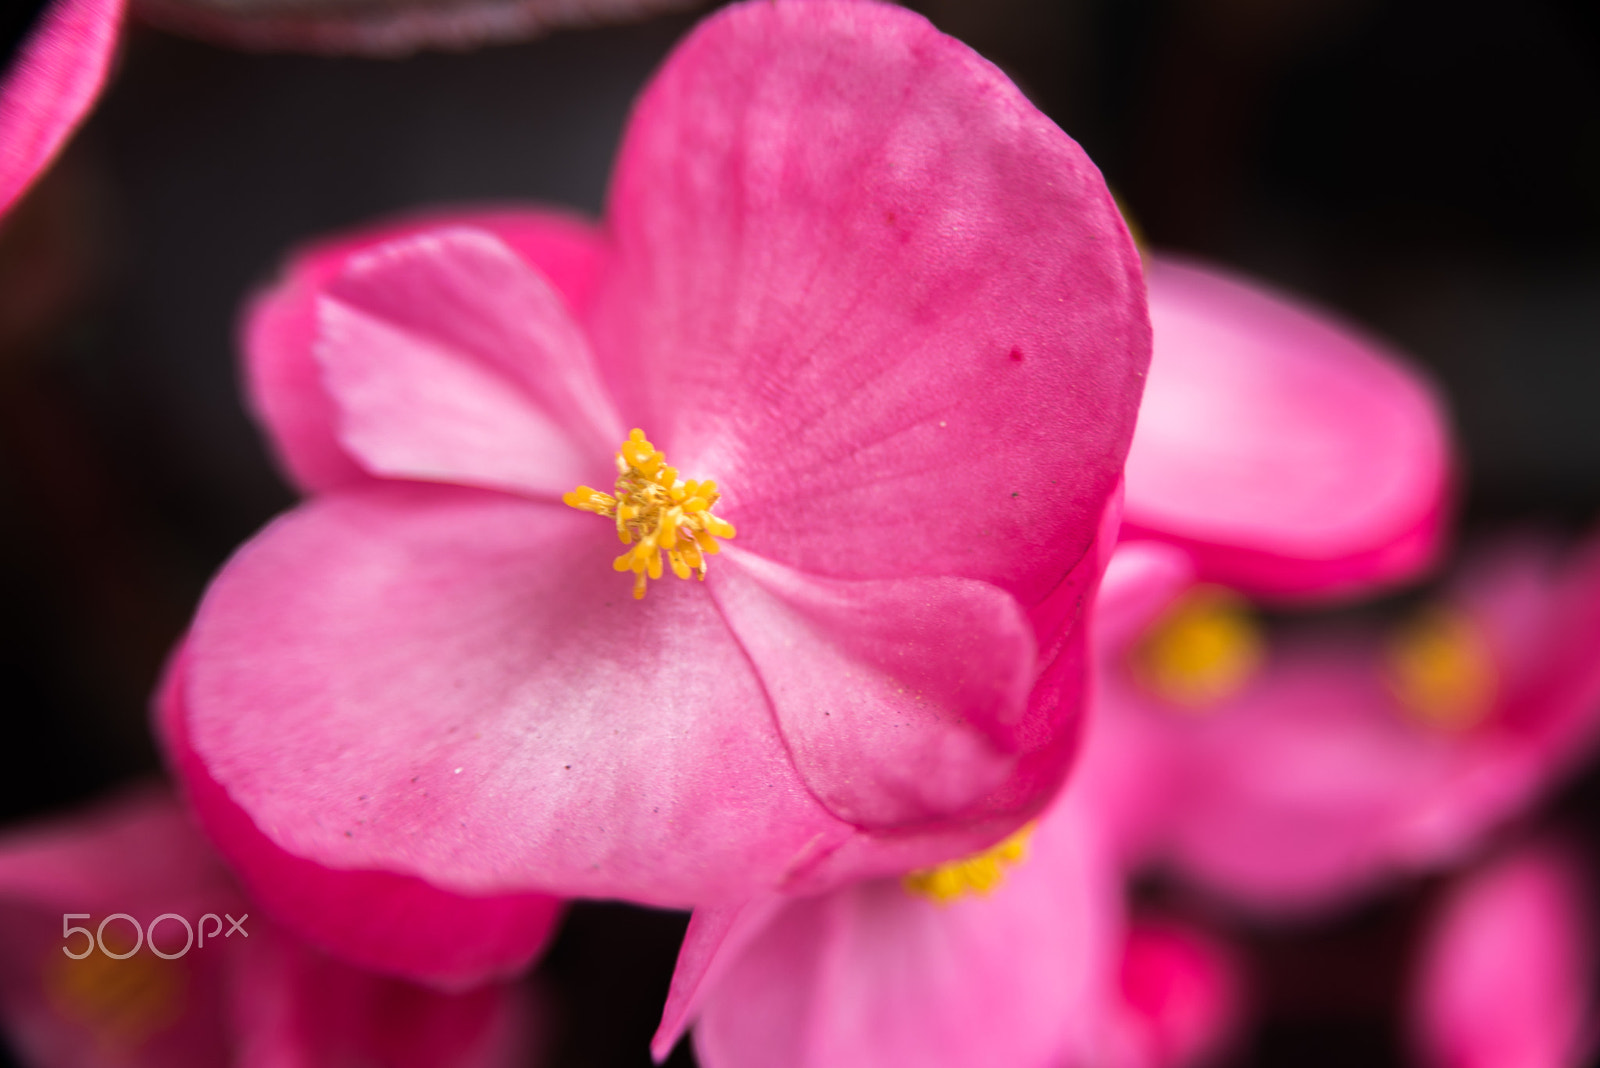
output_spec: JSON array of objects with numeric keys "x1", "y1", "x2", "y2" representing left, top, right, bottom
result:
[
  {"x1": 1386, "y1": 607, "x2": 1497, "y2": 732},
  {"x1": 562, "y1": 429, "x2": 736, "y2": 600},
  {"x1": 903, "y1": 825, "x2": 1034, "y2": 905},
  {"x1": 45, "y1": 947, "x2": 185, "y2": 1050},
  {"x1": 1131, "y1": 585, "x2": 1265, "y2": 710}
]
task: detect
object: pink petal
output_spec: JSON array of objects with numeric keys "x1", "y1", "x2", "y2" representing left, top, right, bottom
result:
[
  {"x1": 0, "y1": 0, "x2": 122, "y2": 219},
  {"x1": 712, "y1": 548, "x2": 1035, "y2": 828},
  {"x1": 1410, "y1": 842, "x2": 1594, "y2": 1068},
  {"x1": 318, "y1": 227, "x2": 624, "y2": 498},
  {"x1": 242, "y1": 208, "x2": 605, "y2": 495},
  {"x1": 1095, "y1": 540, "x2": 1196, "y2": 651},
  {"x1": 182, "y1": 483, "x2": 852, "y2": 906},
  {"x1": 0, "y1": 790, "x2": 239, "y2": 1068},
  {"x1": 230, "y1": 918, "x2": 538, "y2": 1068},
  {"x1": 652, "y1": 895, "x2": 790, "y2": 1062},
  {"x1": 691, "y1": 798, "x2": 1122, "y2": 1068},
  {"x1": 1130, "y1": 640, "x2": 1457, "y2": 913},
  {"x1": 1123, "y1": 255, "x2": 1452, "y2": 600},
  {"x1": 1113, "y1": 917, "x2": 1244, "y2": 1068},
  {"x1": 157, "y1": 644, "x2": 565, "y2": 992},
  {"x1": 591, "y1": 0, "x2": 1148, "y2": 606}
]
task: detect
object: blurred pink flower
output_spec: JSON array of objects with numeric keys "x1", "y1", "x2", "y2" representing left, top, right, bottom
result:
[
  {"x1": 1099, "y1": 533, "x2": 1600, "y2": 914},
  {"x1": 0, "y1": 788, "x2": 539, "y2": 1068},
  {"x1": 1410, "y1": 840, "x2": 1595, "y2": 1068},
  {"x1": 169, "y1": 0, "x2": 1147, "y2": 914},
  {"x1": 1123, "y1": 254, "x2": 1453, "y2": 601},
  {"x1": 0, "y1": 0, "x2": 123, "y2": 220}
]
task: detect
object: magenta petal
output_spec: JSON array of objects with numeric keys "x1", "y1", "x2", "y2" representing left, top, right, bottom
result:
[
  {"x1": 592, "y1": 0, "x2": 1147, "y2": 604},
  {"x1": 230, "y1": 920, "x2": 537, "y2": 1068},
  {"x1": 1114, "y1": 917, "x2": 1244, "y2": 1068},
  {"x1": 1123, "y1": 255, "x2": 1452, "y2": 600},
  {"x1": 713, "y1": 548, "x2": 1035, "y2": 828},
  {"x1": 242, "y1": 208, "x2": 605, "y2": 495},
  {"x1": 157, "y1": 645, "x2": 564, "y2": 991},
  {"x1": 692, "y1": 799, "x2": 1121, "y2": 1068},
  {"x1": 0, "y1": 0, "x2": 123, "y2": 219},
  {"x1": 318, "y1": 227, "x2": 624, "y2": 498},
  {"x1": 1410, "y1": 842, "x2": 1594, "y2": 1068},
  {"x1": 184, "y1": 483, "x2": 850, "y2": 905},
  {"x1": 652, "y1": 895, "x2": 789, "y2": 1062}
]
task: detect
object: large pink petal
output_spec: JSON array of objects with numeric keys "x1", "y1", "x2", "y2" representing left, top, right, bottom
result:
[
  {"x1": 592, "y1": 0, "x2": 1148, "y2": 606},
  {"x1": 712, "y1": 548, "x2": 1035, "y2": 829},
  {"x1": 0, "y1": 0, "x2": 122, "y2": 219},
  {"x1": 692, "y1": 797, "x2": 1122, "y2": 1068},
  {"x1": 0, "y1": 789, "x2": 238, "y2": 1068},
  {"x1": 242, "y1": 208, "x2": 605, "y2": 496},
  {"x1": 230, "y1": 918, "x2": 538, "y2": 1068},
  {"x1": 1410, "y1": 842, "x2": 1593, "y2": 1068},
  {"x1": 182, "y1": 483, "x2": 853, "y2": 906},
  {"x1": 317, "y1": 228, "x2": 624, "y2": 498},
  {"x1": 1123, "y1": 255, "x2": 1452, "y2": 600},
  {"x1": 157, "y1": 644, "x2": 565, "y2": 992}
]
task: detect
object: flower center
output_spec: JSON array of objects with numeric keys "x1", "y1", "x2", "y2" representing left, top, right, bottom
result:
[
  {"x1": 45, "y1": 947, "x2": 185, "y2": 1052},
  {"x1": 903, "y1": 824, "x2": 1034, "y2": 904},
  {"x1": 1130, "y1": 586, "x2": 1264, "y2": 710},
  {"x1": 563, "y1": 429, "x2": 736, "y2": 600},
  {"x1": 1385, "y1": 607, "x2": 1496, "y2": 731}
]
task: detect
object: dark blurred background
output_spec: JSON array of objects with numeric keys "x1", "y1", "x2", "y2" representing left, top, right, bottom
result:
[{"x1": 0, "y1": 0, "x2": 1596, "y2": 1064}]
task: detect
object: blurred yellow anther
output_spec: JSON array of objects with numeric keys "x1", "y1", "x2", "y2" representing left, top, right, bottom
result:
[
  {"x1": 45, "y1": 943, "x2": 186, "y2": 1053},
  {"x1": 1386, "y1": 607, "x2": 1497, "y2": 731},
  {"x1": 904, "y1": 825, "x2": 1034, "y2": 904},
  {"x1": 1132, "y1": 585, "x2": 1265, "y2": 710},
  {"x1": 564, "y1": 429, "x2": 735, "y2": 599}
]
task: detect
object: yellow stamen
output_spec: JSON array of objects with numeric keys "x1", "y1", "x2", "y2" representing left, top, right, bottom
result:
[
  {"x1": 1386, "y1": 607, "x2": 1497, "y2": 731},
  {"x1": 45, "y1": 944, "x2": 186, "y2": 1053},
  {"x1": 903, "y1": 824, "x2": 1034, "y2": 904},
  {"x1": 564, "y1": 429, "x2": 735, "y2": 599},
  {"x1": 1131, "y1": 585, "x2": 1265, "y2": 709}
]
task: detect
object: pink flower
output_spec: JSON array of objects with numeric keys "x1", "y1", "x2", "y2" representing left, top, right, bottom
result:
[
  {"x1": 1123, "y1": 254, "x2": 1453, "y2": 601},
  {"x1": 0, "y1": 788, "x2": 540, "y2": 1068},
  {"x1": 1410, "y1": 840, "x2": 1595, "y2": 1068},
  {"x1": 169, "y1": 0, "x2": 1147, "y2": 915},
  {"x1": 647, "y1": 552, "x2": 1243, "y2": 1067},
  {"x1": 1100, "y1": 532, "x2": 1600, "y2": 913},
  {"x1": 655, "y1": 782, "x2": 1243, "y2": 1068},
  {"x1": 0, "y1": 0, "x2": 123, "y2": 220}
]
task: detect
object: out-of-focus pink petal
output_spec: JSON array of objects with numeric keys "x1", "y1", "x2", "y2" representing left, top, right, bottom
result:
[
  {"x1": 1411, "y1": 842, "x2": 1594, "y2": 1068},
  {"x1": 1096, "y1": 541, "x2": 1196, "y2": 651},
  {"x1": 0, "y1": 0, "x2": 122, "y2": 219},
  {"x1": 131, "y1": 0, "x2": 693, "y2": 57},
  {"x1": 692, "y1": 799, "x2": 1122, "y2": 1068},
  {"x1": 592, "y1": 0, "x2": 1148, "y2": 606},
  {"x1": 242, "y1": 208, "x2": 604, "y2": 496},
  {"x1": 157, "y1": 644, "x2": 565, "y2": 992},
  {"x1": 317, "y1": 228, "x2": 624, "y2": 498},
  {"x1": 182, "y1": 483, "x2": 852, "y2": 906},
  {"x1": 1112, "y1": 917, "x2": 1244, "y2": 1068},
  {"x1": 231, "y1": 919, "x2": 538, "y2": 1068},
  {"x1": 652, "y1": 895, "x2": 790, "y2": 1063},
  {"x1": 1133, "y1": 640, "x2": 1456, "y2": 913},
  {"x1": 1123, "y1": 255, "x2": 1451, "y2": 601},
  {"x1": 0, "y1": 790, "x2": 238, "y2": 1068},
  {"x1": 712, "y1": 548, "x2": 1035, "y2": 829}
]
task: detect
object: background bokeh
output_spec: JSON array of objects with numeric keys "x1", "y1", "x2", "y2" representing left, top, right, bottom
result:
[{"x1": 1, "y1": 0, "x2": 1596, "y2": 1064}]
